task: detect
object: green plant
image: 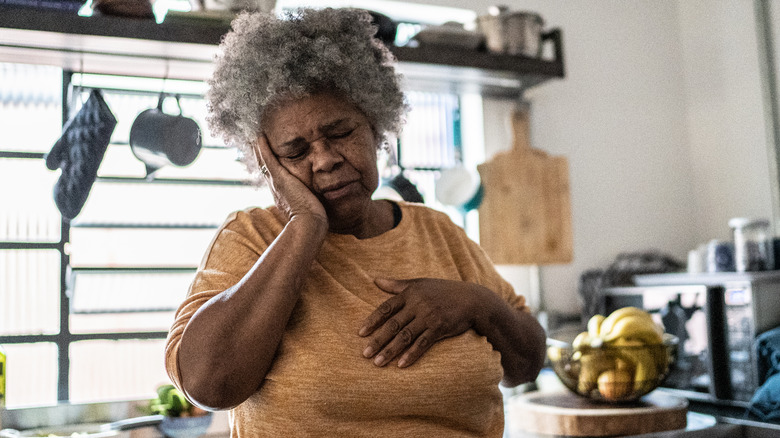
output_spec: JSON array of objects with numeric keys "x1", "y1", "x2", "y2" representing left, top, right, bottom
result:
[{"x1": 147, "y1": 384, "x2": 195, "y2": 417}]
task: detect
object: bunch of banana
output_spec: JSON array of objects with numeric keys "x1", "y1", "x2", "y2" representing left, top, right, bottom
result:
[{"x1": 572, "y1": 307, "x2": 667, "y2": 400}]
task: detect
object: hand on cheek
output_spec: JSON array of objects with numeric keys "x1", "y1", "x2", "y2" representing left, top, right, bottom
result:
[{"x1": 253, "y1": 135, "x2": 327, "y2": 225}]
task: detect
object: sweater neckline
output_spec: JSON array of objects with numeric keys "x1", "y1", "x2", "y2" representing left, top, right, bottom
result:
[{"x1": 326, "y1": 201, "x2": 409, "y2": 245}]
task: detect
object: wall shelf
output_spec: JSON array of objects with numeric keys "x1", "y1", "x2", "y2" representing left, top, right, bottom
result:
[{"x1": 0, "y1": 4, "x2": 565, "y2": 96}]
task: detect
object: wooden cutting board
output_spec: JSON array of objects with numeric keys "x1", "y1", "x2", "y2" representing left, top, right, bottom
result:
[
  {"x1": 477, "y1": 105, "x2": 572, "y2": 264},
  {"x1": 505, "y1": 391, "x2": 688, "y2": 437}
]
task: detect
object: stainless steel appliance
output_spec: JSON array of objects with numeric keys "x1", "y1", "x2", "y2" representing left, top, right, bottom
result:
[{"x1": 597, "y1": 271, "x2": 780, "y2": 405}]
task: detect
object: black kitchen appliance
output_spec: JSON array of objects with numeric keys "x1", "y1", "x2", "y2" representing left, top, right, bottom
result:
[{"x1": 596, "y1": 271, "x2": 780, "y2": 406}]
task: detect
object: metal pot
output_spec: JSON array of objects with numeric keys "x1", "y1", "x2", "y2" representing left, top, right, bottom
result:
[
  {"x1": 92, "y1": 0, "x2": 154, "y2": 19},
  {"x1": 476, "y1": 5, "x2": 544, "y2": 57},
  {"x1": 366, "y1": 10, "x2": 397, "y2": 47},
  {"x1": 200, "y1": 0, "x2": 276, "y2": 13},
  {"x1": 129, "y1": 93, "x2": 202, "y2": 178}
]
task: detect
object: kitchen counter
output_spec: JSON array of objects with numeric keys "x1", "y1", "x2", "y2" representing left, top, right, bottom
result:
[
  {"x1": 0, "y1": 401, "x2": 230, "y2": 437},
  {"x1": 4, "y1": 370, "x2": 780, "y2": 437},
  {"x1": 503, "y1": 368, "x2": 780, "y2": 437}
]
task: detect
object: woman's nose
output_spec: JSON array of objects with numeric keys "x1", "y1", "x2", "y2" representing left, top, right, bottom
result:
[{"x1": 310, "y1": 140, "x2": 343, "y2": 173}]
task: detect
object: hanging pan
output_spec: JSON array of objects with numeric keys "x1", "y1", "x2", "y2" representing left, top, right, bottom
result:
[{"x1": 129, "y1": 93, "x2": 202, "y2": 178}]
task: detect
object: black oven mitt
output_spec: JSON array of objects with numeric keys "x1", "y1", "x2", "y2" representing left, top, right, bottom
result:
[{"x1": 45, "y1": 89, "x2": 117, "y2": 222}]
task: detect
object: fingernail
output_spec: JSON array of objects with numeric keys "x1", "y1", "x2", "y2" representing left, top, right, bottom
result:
[
  {"x1": 363, "y1": 346, "x2": 374, "y2": 358},
  {"x1": 398, "y1": 358, "x2": 407, "y2": 368},
  {"x1": 374, "y1": 355, "x2": 385, "y2": 366},
  {"x1": 358, "y1": 327, "x2": 367, "y2": 337}
]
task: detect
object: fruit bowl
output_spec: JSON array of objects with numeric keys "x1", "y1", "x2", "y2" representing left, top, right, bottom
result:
[{"x1": 546, "y1": 307, "x2": 679, "y2": 403}]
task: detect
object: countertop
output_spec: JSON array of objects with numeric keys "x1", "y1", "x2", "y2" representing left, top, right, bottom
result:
[
  {"x1": 502, "y1": 368, "x2": 780, "y2": 437},
  {"x1": 0, "y1": 401, "x2": 231, "y2": 437},
  {"x1": 3, "y1": 369, "x2": 780, "y2": 437}
]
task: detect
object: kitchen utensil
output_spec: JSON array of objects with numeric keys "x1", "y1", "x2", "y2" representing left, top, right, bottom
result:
[
  {"x1": 476, "y1": 6, "x2": 544, "y2": 57},
  {"x1": 45, "y1": 88, "x2": 117, "y2": 221},
  {"x1": 92, "y1": 0, "x2": 155, "y2": 18},
  {"x1": 382, "y1": 172, "x2": 424, "y2": 203},
  {"x1": 435, "y1": 165, "x2": 483, "y2": 211},
  {"x1": 200, "y1": 0, "x2": 275, "y2": 13},
  {"x1": 729, "y1": 217, "x2": 774, "y2": 272},
  {"x1": 706, "y1": 239, "x2": 735, "y2": 272},
  {"x1": 157, "y1": 413, "x2": 213, "y2": 438},
  {"x1": 13, "y1": 0, "x2": 85, "y2": 12},
  {"x1": 412, "y1": 22, "x2": 484, "y2": 50},
  {"x1": 476, "y1": 103, "x2": 572, "y2": 264},
  {"x1": 366, "y1": 10, "x2": 397, "y2": 46},
  {"x1": 0, "y1": 415, "x2": 163, "y2": 438},
  {"x1": 129, "y1": 93, "x2": 202, "y2": 178},
  {"x1": 505, "y1": 391, "x2": 688, "y2": 437}
]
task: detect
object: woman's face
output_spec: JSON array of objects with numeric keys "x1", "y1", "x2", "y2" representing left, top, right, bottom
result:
[{"x1": 262, "y1": 92, "x2": 381, "y2": 230}]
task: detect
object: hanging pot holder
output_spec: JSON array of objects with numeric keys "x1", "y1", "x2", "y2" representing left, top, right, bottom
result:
[{"x1": 45, "y1": 89, "x2": 117, "y2": 221}]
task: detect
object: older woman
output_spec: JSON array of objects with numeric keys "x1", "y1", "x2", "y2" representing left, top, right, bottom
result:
[{"x1": 164, "y1": 7, "x2": 546, "y2": 437}]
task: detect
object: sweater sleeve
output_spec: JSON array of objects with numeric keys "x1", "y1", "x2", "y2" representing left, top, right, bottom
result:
[
  {"x1": 164, "y1": 208, "x2": 279, "y2": 392},
  {"x1": 432, "y1": 207, "x2": 529, "y2": 313},
  {"x1": 463, "y1": 235, "x2": 529, "y2": 313}
]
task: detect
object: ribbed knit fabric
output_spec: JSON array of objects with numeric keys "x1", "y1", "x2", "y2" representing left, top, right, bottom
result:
[{"x1": 166, "y1": 202, "x2": 527, "y2": 437}]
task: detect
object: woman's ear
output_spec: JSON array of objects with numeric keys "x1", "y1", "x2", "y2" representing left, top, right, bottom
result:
[{"x1": 379, "y1": 132, "x2": 396, "y2": 151}]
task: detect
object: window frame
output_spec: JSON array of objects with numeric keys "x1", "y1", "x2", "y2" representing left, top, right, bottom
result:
[{"x1": 0, "y1": 72, "x2": 178, "y2": 402}]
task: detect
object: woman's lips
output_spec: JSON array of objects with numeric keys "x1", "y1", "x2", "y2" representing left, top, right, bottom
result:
[{"x1": 321, "y1": 181, "x2": 359, "y2": 201}]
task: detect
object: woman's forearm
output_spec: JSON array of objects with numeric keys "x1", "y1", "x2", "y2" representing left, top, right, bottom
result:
[
  {"x1": 473, "y1": 289, "x2": 547, "y2": 387},
  {"x1": 177, "y1": 214, "x2": 328, "y2": 410}
]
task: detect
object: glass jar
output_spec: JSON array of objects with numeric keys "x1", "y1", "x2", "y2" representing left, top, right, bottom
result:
[
  {"x1": 729, "y1": 217, "x2": 774, "y2": 272},
  {"x1": 706, "y1": 239, "x2": 735, "y2": 272}
]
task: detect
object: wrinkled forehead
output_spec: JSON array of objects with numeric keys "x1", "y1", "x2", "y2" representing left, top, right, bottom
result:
[{"x1": 261, "y1": 91, "x2": 379, "y2": 140}]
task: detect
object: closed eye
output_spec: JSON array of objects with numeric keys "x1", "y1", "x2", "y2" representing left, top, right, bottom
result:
[
  {"x1": 284, "y1": 150, "x2": 307, "y2": 160},
  {"x1": 281, "y1": 144, "x2": 308, "y2": 160},
  {"x1": 329, "y1": 129, "x2": 354, "y2": 140},
  {"x1": 277, "y1": 124, "x2": 358, "y2": 160}
]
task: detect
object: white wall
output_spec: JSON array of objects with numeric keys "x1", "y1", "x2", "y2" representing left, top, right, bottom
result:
[
  {"x1": 677, "y1": 1, "x2": 774, "y2": 241},
  {"x1": 765, "y1": 0, "x2": 780, "y2": 224},
  {"x1": 400, "y1": 0, "x2": 776, "y2": 314}
]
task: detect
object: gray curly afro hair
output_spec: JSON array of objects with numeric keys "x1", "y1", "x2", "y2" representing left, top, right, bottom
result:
[{"x1": 206, "y1": 7, "x2": 408, "y2": 184}]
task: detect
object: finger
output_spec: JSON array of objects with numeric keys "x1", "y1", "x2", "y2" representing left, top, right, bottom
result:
[
  {"x1": 374, "y1": 277, "x2": 412, "y2": 294},
  {"x1": 253, "y1": 133, "x2": 281, "y2": 174},
  {"x1": 371, "y1": 317, "x2": 429, "y2": 367},
  {"x1": 397, "y1": 327, "x2": 437, "y2": 368},
  {"x1": 362, "y1": 310, "x2": 416, "y2": 365},
  {"x1": 251, "y1": 135, "x2": 266, "y2": 166},
  {"x1": 358, "y1": 294, "x2": 405, "y2": 337}
]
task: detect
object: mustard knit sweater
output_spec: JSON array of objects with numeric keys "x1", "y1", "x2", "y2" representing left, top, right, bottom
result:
[{"x1": 165, "y1": 202, "x2": 527, "y2": 437}]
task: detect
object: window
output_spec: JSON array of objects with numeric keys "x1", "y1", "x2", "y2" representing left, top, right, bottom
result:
[
  {"x1": 1, "y1": 62, "x2": 65, "y2": 407},
  {"x1": 0, "y1": 64, "x2": 273, "y2": 407},
  {"x1": 0, "y1": 62, "x2": 472, "y2": 407}
]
